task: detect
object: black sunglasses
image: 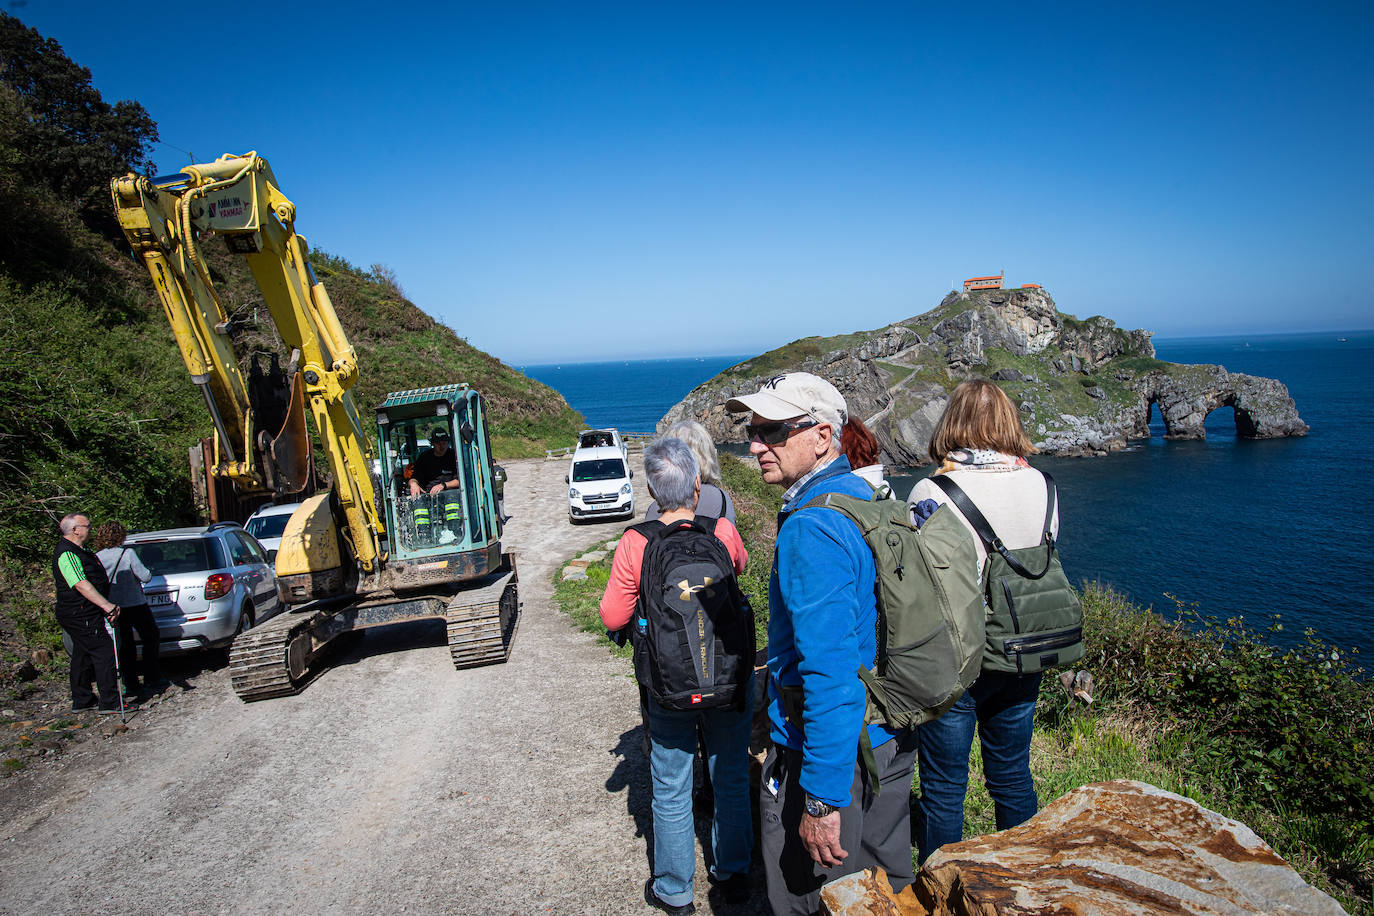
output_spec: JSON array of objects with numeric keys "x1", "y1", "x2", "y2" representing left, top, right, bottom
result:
[{"x1": 746, "y1": 418, "x2": 819, "y2": 445}]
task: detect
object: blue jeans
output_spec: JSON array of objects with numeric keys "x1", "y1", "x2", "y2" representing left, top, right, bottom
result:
[
  {"x1": 914, "y1": 670, "x2": 1042, "y2": 864},
  {"x1": 644, "y1": 683, "x2": 754, "y2": 908}
]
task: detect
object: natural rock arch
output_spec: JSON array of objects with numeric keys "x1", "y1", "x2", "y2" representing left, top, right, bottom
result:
[{"x1": 1137, "y1": 368, "x2": 1308, "y2": 441}]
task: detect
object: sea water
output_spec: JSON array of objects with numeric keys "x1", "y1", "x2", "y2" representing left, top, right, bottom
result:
[
  {"x1": 526, "y1": 332, "x2": 1374, "y2": 660},
  {"x1": 522, "y1": 356, "x2": 751, "y2": 434}
]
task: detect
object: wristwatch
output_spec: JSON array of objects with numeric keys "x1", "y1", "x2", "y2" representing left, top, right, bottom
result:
[{"x1": 804, "y1": 794, "x2": 837, "y2": 818}]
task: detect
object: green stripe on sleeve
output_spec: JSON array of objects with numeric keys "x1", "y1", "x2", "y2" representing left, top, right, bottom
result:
[{"x1": 58, "y1": 551, "x2": 87, "y2": 588}]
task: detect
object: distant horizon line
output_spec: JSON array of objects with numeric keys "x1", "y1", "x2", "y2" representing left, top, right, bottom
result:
[{"x1": 511, "y1": 327, "x2": 1373, "y2": 368}]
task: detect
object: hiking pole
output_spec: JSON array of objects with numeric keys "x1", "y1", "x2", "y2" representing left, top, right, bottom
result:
[{"x1": 104, "y1": 616, "x2": 126, "y2": 724}]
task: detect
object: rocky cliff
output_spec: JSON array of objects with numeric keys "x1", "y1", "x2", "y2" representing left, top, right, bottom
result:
[{"x1": 659, "y1": 288, "x2": 1308, "y2": 463}]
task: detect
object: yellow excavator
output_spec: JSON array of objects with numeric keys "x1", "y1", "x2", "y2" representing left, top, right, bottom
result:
[{"x1": 111, "y1": 152, "x2": 518, "y2": 700}]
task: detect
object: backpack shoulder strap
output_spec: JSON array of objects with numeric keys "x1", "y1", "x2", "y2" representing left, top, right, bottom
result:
[
  {"x1": 629, "y1": 519, "x2": 665, "y2": 544},
  {"x1": 1039, "y1": 470, "x2": 1058, "y2": 547},
  {"x1": 799, "y1": 490, "x2": 870, "y2": 532},
  {"x1": 929, "y1": 474, "x2": 1052, "y2": 579}
]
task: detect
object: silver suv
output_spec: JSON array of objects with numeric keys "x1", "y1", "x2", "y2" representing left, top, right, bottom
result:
[{"x1": 124, "y1": 522, "x2": 281, "y2": 655}]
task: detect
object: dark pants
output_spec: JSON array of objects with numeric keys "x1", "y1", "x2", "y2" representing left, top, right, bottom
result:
[
  {"x1": 117, "y1": 603, "x2": 161, "y2": 692},
  {"x1": 760, "y1": 730, "x2": 919, "y2": 916},
  {"x1": 60, "y1": 615, "x2": 119, "y2": 710},
  {"x1": 914, "y1": 670, "x2": 1042, "y2": 865}
]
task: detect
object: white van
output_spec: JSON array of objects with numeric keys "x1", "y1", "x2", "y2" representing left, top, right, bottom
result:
[
  {"x1": 577, "y1": 428, "x2": 627, "y2": 458},
  {"x1": 243, "y1": 501, "x2": 305, "y2": 561},
  {"x1": 567, "y1": 446, "x2": 634, "y2": 522}
]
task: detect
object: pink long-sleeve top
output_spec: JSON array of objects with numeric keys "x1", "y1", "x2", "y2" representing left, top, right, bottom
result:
[{"x1": 599, "y1": 517, "x2": 748, "y2": 631}]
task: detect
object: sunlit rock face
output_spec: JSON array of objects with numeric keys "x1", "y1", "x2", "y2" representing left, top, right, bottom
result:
[
  {"x1": 914, "y1": 780, "x2": 1346, "y2": 916},
  {"x1": 659, "y1": 289, "x2": 1306, "y2": 464}
]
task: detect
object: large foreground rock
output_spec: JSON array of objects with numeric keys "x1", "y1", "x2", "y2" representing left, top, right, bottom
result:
[{"x1": 915, "y1": 780, "x2": 1346, "y2": 915}]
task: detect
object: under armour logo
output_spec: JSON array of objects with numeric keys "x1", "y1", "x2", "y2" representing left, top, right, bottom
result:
[
  {"x1": 762, "y1": 375, "x2": 789, "y2": 390},
  {"x1": 678, "y1": 577, "x2": 716, "y2": 601}
]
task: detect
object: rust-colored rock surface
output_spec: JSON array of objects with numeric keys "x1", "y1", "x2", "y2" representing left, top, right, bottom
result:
[
  {"x1": 821, "y1": 868, "x2": 930, "y2": 916},
  {"x1": 915, "y1": 780, "x2": 1347, "y2": 915}
]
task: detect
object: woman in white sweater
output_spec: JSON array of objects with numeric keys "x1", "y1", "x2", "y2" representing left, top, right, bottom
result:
[{"x1": 907, "y1": 379, "x2": 1057, "y2": 865}]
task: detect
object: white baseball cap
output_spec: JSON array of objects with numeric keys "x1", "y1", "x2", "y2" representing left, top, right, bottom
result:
[{"x1": 725, "y1": 372, "x2": 848, "y2": 429}]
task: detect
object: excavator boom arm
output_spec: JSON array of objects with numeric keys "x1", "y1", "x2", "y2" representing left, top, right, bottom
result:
[{"x1": 111, "y1": 152, "x2": 382, "y2": 574}]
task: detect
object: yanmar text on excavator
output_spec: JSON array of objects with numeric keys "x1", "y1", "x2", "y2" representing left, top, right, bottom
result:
[{"x1": 110, "y1": 152, "x2": 518, "y2": 701}]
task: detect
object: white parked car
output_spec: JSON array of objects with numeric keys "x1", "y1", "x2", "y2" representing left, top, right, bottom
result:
[
  {"x1": 567, "y1": 446, "x2": 635, "y2": 522},
  {"x1": 243, "y1": 501, "x2": 305, "y2": 562}
]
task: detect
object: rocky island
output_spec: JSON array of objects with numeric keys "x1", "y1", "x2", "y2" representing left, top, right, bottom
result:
[{"x1": 659, "y1": 287, "x2": 1308, "y2": 464}]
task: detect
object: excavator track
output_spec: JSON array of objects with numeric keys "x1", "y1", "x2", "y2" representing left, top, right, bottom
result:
[
  {"x1": 229, "y1": 556, "x2": 519, "y2": 699},
  {"x1": 228, "y1": 610, "x2": 307, "y2": 701},
  {"x1": 446, "y1": 559, "x2": 519, "y2": 669}
]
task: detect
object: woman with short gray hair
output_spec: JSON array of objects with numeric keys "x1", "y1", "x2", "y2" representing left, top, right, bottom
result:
[
  {"x1": 641, "y1": 437, "x2": 700, "y2": 510},
  {"x1": 600, "y1": 436, "x2": 754, "y2": 912},
  {"x1": 646, "y1": 420, "x2": 736, "y2": 524}
]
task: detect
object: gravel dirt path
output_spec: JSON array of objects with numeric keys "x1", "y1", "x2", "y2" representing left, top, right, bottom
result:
[{"x1": 0, "y1": 455, "x2": 765, "y2": 915}]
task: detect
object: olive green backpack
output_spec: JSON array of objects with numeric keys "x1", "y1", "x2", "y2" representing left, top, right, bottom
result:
[
  {"x1": 801, "y1": 490, "x2": 986, "y2": 731},
  {"x1": 929, "y1": 472, "x2": 1084, "y2": 674}
]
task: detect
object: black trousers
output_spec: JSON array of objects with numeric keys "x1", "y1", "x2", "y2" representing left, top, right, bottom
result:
[
  {"x1": 760, "y1": 731, "x2": 919, "y2": 916},
  {"x1": 117, "y1": 603, "x2": 161, "y2": 691},
  {"x1": 59, "y1": 615, "x2": 119, "y2": 709}
]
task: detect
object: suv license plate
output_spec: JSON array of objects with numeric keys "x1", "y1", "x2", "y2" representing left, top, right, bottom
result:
[{"x1": 147, "y1": 592, "x2": 177, "y2": 606}]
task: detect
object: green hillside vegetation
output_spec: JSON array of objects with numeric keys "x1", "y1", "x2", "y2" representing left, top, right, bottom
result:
[
  {"x1": 555, "y1": 455, "x2": 1374, "y2": 913},
  {"x1": 708, "y1": 330, "x2": 872, "y2": 386},
  {"x1": 0, "y1": 14, "x2": 582, "y2": 662}
]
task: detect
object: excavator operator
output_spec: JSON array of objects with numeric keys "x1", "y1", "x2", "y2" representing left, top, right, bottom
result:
[{"x1": 408, "y1": 430, "x2": 459, "y2": 497}]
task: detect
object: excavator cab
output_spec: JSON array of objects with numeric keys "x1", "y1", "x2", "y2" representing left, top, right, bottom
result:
[{"x1": 375, "y1": 385, "x2": 503, "y2": 571}]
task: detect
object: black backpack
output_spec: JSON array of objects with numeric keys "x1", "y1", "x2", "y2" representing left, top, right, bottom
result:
[
  {"x1": 929, "y1": 472, "x2": 1085, "y2": 675},
  {"x1": 630, "y1": 516, "x2": 755, "y2": 711}
]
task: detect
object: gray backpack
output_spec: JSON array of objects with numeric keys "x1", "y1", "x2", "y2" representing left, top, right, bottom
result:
[{"x1": 929, "y1": 472, "x2": 1084, "y2": 674}]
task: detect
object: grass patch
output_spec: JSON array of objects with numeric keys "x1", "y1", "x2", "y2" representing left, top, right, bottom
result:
[
  {"x1": 552, "y1": 545, "x2": 631, "y2": 660},
  {"x1": 2, "y1": 758, "x2": 24, "y2": 772},
  {"x1": 874, "y1": 360, "x2": 915, "y2": 387}
]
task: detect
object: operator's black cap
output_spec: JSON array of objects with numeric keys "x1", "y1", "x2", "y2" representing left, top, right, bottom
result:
[{"x1": 432, "y1": 429, "x2": 451, "y2": 441}]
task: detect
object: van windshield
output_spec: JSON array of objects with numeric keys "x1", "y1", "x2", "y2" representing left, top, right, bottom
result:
[
  {"x1": 579, "y1": 431, "x2": 616, "y2": 449},
  {"x1": 572, "y1": 458, "x2": 627, "y2": 482},
  {"x1": 245, "y1": 514, "x2": 292, "y2": 540}
]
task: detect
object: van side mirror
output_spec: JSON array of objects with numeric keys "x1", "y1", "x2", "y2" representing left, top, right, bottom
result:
[
  {"x1": 565, "y1": 474, "x2": 569, "y2": 484},
  {"x1": 629, "y1": 469, "x2": 634, "y2": 478}
]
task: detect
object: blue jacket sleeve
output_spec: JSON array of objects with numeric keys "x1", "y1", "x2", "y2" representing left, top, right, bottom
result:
[{"x1": 776, "y1": 509, "x2": 868, "y2": 807}]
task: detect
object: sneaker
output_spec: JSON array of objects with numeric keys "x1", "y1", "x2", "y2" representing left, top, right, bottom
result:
[
  {"x1": 99, "y1": 703, "x2": 138, "y2": 715},
  {"x1": 644, "y1": 880, "x2": 695, "y2": 916},
  {"x1": 708, "y1": 872, "x2": 750, "y2": 905},
  {"x1": 71, "y1": 701, "x2": 99, "y2": 712}
]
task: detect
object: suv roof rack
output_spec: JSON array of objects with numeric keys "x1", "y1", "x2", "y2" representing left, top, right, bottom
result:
[{"x1": 207, "y1": 521, "x2": 243, "y2": 531}]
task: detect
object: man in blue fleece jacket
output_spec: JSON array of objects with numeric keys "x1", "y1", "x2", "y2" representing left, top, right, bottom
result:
[{"x1": 726, "y1": 373, "x2": 918, "y2": 915}]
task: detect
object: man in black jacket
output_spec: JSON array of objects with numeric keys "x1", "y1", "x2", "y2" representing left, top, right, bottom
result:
[
  {"x1": 407, "y1": 430, "x2": 459, "y2": 497},
  {"x1": 52, "y1": 513, "x2": 130, "y2": 713}
]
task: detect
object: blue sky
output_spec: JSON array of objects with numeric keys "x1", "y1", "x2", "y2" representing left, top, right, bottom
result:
[{"x1": 12, "y1": 1, "x2": 1373, "y2": 363}]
